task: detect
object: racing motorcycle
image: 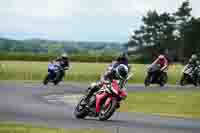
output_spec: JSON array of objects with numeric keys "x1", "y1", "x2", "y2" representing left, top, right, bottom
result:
[
  {"x1": 180, "y1": 64, "x2": 200, "y2": 86},
  {"x1": 74, "y1": 73, "x2": 133, "y2": 121},
  {"x1": 144, "y1": 64, "x2": 167, "y2": 87},
  {"x1": 43, "y1": 63, "x2": 67, "y2": 85}
]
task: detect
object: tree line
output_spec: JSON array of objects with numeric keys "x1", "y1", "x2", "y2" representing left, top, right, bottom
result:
[
  {"x1": 0, "y1": 38, "x2": 125, "y2": 54},
  {"x1": 128, "y1": 0, "x2": 200, "y2": 63}
]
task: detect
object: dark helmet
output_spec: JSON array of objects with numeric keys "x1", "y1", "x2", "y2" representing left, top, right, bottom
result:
[
  {"x1": 117, "y1": 52, "x2": 128, "y2": 62},
  {"x1": 121, "y1": 52, "x2": 128, "y2": 59},
  {"x1": 116, "y1": 64, "x2": 129, "y2": 80}
]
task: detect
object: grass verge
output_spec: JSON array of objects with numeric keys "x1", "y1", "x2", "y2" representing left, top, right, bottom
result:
[
  {"x1": 119, "y1": 90, "x2": 200, "y2": 119},
  {"x1": 0, "y1": 61, "x2": 183, "y2": 84},
  {"x1": 0, "y1": 122, "x2": 107, "y2": 133}
]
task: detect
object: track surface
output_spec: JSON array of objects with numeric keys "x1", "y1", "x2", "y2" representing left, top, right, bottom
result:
[{"x1": 0, "y1": 82, "x2": 200, "y2": 133}]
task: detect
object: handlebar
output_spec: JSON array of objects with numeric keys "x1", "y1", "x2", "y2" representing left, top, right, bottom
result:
[{"x1": 126, "y1": 73, "x2": 133, "y2": 81}]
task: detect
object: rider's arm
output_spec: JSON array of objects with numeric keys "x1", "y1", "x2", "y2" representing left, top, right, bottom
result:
[
  {"x1": 152, "y1": 58, "x2": 158, "y2": 65},
  {"x1": 121, "y1": 80, "x2": 127, "y2": 91},
  {"x1": 64, "y1": 60, "x2": 70, "y2": 70},
  {"x1": 100, "y1": 70, "x2": 113, "y2": 84}
]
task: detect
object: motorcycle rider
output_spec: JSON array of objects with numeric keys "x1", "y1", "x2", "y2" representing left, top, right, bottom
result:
[
  {"x1": 186, "y1": 54, "x2": 199, "y2": 85},
  {"x1": 149, "y1": 54, "x2": 169, "y2": 85},
  {"x1": 85, "y1": 52, "x2": 129, "y2": 100},
  {"x1": 48, "y1": 53, "x2": 70, "y2": 80},
  {"x1": 188, "y1": 54, "x2": 199, "y2": 68},
  {"x1": 84, "y1": 63, "x2": 129, "y2": 106}
]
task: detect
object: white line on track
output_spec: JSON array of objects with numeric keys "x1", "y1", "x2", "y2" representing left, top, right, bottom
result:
[{"x1": 43, "y1": 94, "x2": 83, "y2": 105}]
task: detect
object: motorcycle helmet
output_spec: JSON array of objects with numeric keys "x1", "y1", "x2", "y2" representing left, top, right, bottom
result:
[
  {"x1": 191, "y1": 54, "x2": 197, "y2": 60},
  {"x1": 158, "y1": 54, "x2": 165, "y2": 61},
  {"x1": 117, "y1": 52, "x2": 128, "y2": 61},
  {"x1": 116, "y1": 64, "x2": 129, "y2": 80},
  {"x1": 61, "y1": 53, "x2": 68, "y2": 60}
]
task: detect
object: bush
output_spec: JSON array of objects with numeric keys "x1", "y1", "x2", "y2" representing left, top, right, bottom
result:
[
  {"x1": 0, "y1": 52, "x2": 117, "y2": 63},
  {"x1": 0, "y1": 52, "x2": 56, "y2": 62}
]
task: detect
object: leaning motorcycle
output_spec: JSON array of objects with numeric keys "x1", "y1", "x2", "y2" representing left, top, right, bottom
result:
[
  {"x1": 144, "y1": 64, "x2": 167, "y2": 87},
  {"x1": 180, "y1": 64, "x2": 200, "y2": 86},
  {"x1": 74, "y1": 73, "x2": 133, "y2": 121},
  {"x1": 43, "y1": 65, "x2": 66, "y2": 85}
]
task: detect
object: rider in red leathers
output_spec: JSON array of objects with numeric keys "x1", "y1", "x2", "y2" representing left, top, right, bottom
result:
[
  {"x1": 151, "y1": 54, "x2": 168, "y2": 72},
  {"x1": 149, "y1": 54, "x2": 169, "y2": 86}
]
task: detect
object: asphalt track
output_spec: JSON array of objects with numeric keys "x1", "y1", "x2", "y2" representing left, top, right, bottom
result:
[{"x1": 0, "y1": 82, "x2": 200, "y2": 133}]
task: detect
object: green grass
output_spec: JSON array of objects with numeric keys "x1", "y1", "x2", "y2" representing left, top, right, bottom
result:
[
  {"x1": 119, "y1": 90, "x2": 200, "y2": 118},
  {"x1": 0, "y1": 123, "x2": 107, "y2": 133},
  {"x1": 0, "y1": 61, "x2": 183, "y2": 84}
]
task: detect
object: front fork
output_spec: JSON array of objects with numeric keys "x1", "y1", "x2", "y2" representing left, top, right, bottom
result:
[
  {"x1": 95, "y1": 92, "x2": 124, "y2": 113},
  {"x1": 96, "y1": 92, "x2": 108, "y2": 113}
]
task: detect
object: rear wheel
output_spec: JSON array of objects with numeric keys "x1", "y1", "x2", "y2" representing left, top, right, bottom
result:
[
  {"x1": 99, "y1": 98, "x2": 117, "y2": 121},
  {"x1": 74, "y1": 96, "x2": 88, "y2": 119},
  {"x1": 53, "y1": 80, "x2": 60, "y2": 85}
]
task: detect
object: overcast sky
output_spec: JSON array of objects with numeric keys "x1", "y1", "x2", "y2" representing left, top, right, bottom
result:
[{"x1": 0, "y1": 0, "x2": 199, "y2": 42}]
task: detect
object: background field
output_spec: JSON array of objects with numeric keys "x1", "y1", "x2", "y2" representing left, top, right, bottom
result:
[
  {"x1": 119, "y1": 90, "x2": 200, "y2": 118},
  {"x1": 0, "y1": 61, "x2": 183, "y2": 84}
]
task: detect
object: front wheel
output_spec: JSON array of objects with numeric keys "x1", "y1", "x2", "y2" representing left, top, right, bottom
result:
[
  {"x1": 99, "y1": 98, "x2": 117, "y2": 121},
  {"x1": 74, "y1": 96, "x2": 88, "y2": 119},
  {"x1": 144, "y1": 74, "x2": 151, "y2": 87},
  {"x1": 43, "y1": 75, "x2": 49, "y2": 85},
  {"x1": 180, "y1": 74, "x2": 188, "y2": 86},
  {"x1": 159, "y1": 73, "x2": 167, "y2": 87}
]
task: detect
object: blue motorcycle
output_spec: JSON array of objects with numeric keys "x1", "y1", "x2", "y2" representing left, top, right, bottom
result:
[{"x1": 43, "y1": 63, "x2": 67, "y2": 85}]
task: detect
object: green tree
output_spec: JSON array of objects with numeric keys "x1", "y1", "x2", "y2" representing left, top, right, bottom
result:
[
  {"x1": 128, "y1": 0, "x2": 197, "y2": 62},
  {"x1": 129, "y1": 10, "x2": 175, "y2": 59},
  {"x1": 173, "y1": 0, "x2": 192, "y2": 60}
]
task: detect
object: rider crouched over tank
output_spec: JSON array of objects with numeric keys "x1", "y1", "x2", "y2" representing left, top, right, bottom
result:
[
  {"x1": 144, "y1": 54, "x2": 169, "y2": 87},
  {"x1": 180, "y1": 54, "x2": 200, "y2": 86},
  {"x1": 43, "y1": 53, "x2": 70, "y2": 85},
  {"x1": 84, "y1": 52, "x2": 131, "y2": 108}
]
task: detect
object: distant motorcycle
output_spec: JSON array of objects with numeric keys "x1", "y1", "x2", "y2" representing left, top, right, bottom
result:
[
  {"x1": 180, "y1": 64, "x2": 200, "y2": 86},
  {"x1": 43, "y1": 63, "x2": 68, "y2": 85},
  {"x1": 144, "y1": 64, "x2": 167, "y2": 87},
  {"x1": 74, "y1": 73, "x2": 133, "y2": 121}
]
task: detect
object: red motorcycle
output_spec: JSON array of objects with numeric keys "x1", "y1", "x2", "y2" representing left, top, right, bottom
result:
[{"x1": 74, "y1": 73, "x2": 132, "y2": 121}]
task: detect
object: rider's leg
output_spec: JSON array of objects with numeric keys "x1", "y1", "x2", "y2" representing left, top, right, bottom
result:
[
  {"x1": 85, "y1": 82, "x2": 101, "y2": 101},
  {"x1": 85, "y1": 70, "x2": 111, "y2": 101},
  {"x1": 55, "y1": 69, "x2": 64, "y2": 81},
  {"x1": 116, "y1": 90, "x2": 127, "y2": 109},
  {"x1": 48, "y1": 69, "x2": 56, "y2": 79},
  {"x1": 192, "y1": 72, "x2": 198, "y2": 86}
]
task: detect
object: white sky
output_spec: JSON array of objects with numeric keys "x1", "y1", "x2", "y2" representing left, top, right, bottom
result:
[{"x1": 0, "y1": 0, "x2": 199, "y2": 42}]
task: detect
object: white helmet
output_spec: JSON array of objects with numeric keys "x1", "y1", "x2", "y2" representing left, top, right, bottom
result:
[
  {"x1": 61, "y1": 53, "x2": 68, "y2": 59},
  {"x1": 191, "y1": 54, "x2": 197, "y2": 60},
  {"x1": 158, "y1": 54, "x2": 165, "y2": 59}
]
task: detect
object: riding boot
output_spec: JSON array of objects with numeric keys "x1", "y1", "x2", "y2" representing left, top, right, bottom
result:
[{"x1": 85, "y1": 85, "x2": 99, "y2": 101}]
